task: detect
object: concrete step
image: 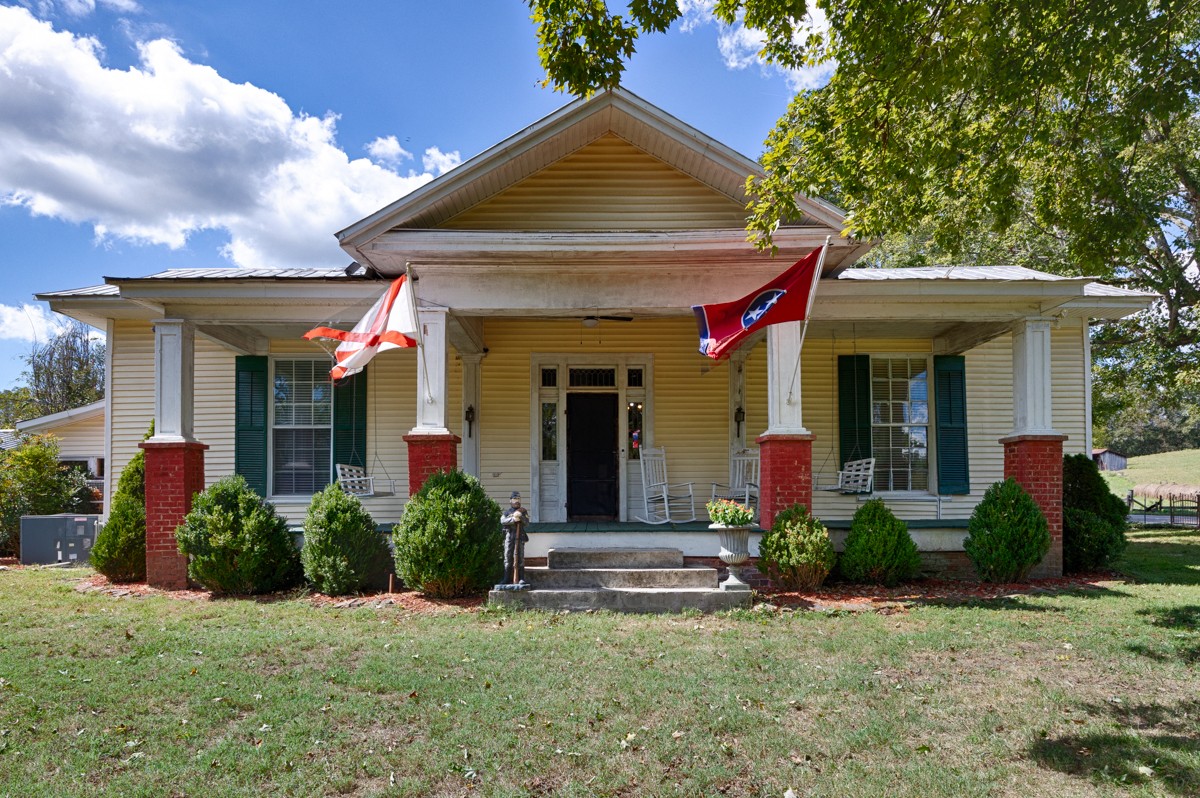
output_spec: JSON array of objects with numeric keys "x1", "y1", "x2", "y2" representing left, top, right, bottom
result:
[
  {"x1": 488, "y1": 587, "x2": 751, "y2": 614},
  {"x1": 545, "y1": 546, "x2": 684, "y2": 569},
  {"x1": 525, "y1": 565, "x2": 718, "y2": 590}
]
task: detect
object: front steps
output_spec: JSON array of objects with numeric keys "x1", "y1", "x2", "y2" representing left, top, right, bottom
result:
[{"x1": 487, "y1": 547, "x2": 752, "y2": 614}]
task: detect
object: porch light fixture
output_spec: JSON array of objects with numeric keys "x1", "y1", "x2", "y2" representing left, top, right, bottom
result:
[
  {"x1": 581, "y1": 316, "x2": 600, "y2": 328},
  {"x1": 465, "y1": 404, "x2": 476, "y2": 438},
  {"x1": 734, "y1": 406, "x2": 745, "y2": 438}
]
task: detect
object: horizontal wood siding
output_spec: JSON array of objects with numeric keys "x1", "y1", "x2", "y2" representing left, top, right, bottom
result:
[
  {"x1": 1052, "y1": 321, "x2": 1088, "y2": 456},
  {"x1": 108, "y1": 321, "x2": 154, "y2": 510},
  {"x1": 44, "y1": 414, "x2": 104, "y2": 460},
  {"x1": 195, "y1": 335, "x2": 236, "y2": 487},
  {"x1": 441, "y1": 134, "x2": 749, "y2": 231}
]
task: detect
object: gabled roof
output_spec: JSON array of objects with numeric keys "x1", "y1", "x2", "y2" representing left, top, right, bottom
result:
[
  {"x1": 16, "y1": 399, "x2": 106, "y2": 434},
  {"x1": 337, "y1": 88, "x2": 846, "y2": 254}
]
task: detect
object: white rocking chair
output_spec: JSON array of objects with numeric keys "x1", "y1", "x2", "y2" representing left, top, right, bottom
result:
[
  {"x1": 711, "y1": 448, "x2": 760, "y2": 518},
  {"x1": 336, "y1": 463, "x2": 395, "y2": 498},
  {"x1": 818, "y1": 457, "x2": 875, "y2": 494},
  {"x1": 636, "y1": 447, "x2": 696, "y2": 524}
]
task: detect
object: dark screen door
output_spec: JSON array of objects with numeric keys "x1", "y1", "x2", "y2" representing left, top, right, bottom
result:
[{"x1": 567, "y1": 393, "x2": 619, "y2": 519}]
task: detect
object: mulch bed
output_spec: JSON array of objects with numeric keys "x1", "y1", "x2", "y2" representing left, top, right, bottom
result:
[
  {"x1": 758, "y1": 572, "x2": 1121, "y2": 613},
  {"x1": 69, "y1": 571, "x2": 1121, "y2": 615}
]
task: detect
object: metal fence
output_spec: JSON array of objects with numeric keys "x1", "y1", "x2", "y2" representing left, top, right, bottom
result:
[{"x1": 1126, "y1": 491, "x2": 1200, "y2": 526}]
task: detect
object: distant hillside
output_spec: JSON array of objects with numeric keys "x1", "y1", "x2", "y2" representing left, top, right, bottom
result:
[{"x1": 1101, "y1": 448, "x2": 1200, "y2": 498}]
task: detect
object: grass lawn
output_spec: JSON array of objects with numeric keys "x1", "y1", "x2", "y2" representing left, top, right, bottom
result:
[
  {"x1": 1, "y1": 532, "x2": 1198, "y2": 798},
  {"x1": 1102, "y1": 448, "x2": 1200, "y2": 498}
]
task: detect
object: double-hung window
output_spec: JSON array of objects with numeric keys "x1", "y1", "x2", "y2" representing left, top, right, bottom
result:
[
  {"x1": 272, "y1": 359, "x2": 332, "y2": 495},
  {"x1": 838, "y1": 354, "x2": 969, "y2": 495}
]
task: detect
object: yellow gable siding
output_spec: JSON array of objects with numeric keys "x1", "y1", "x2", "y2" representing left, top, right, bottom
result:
[
  {"x1": 441, "y1": 134, "x2": 749, "y2": 231},
  {"x1": 478, "y1": 317, "x2": 730, "y2": 511},
  {"x1": 46, "y1": 413, "x2": 104, "y2": 461}
]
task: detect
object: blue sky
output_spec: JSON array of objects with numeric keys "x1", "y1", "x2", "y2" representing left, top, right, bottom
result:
[{"x1": 0, "y1": 1, "x2": 827, "y2": 390}]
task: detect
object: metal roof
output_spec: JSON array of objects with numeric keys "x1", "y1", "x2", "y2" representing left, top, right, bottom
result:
[
  {"x1": 109, "y1": 267, "x2": 357, "y2": 281},
  {"x1": 0, "y1": 430, "x2": 20, "y2": 451},
  {"x1": 38, "y1": 283, "x2": 120, "y2": 298}
]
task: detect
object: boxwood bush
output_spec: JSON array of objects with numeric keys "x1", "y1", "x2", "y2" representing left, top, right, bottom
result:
[
  {"x1": 302, "y1": 484, "x2": 390, "y2": 596},
  {"x1": 756, "y1": 504, "x2": 836, "y2": 590},
  {"x1": 175, "y1": 475, "x2": 301, "y2": 594},
  {"x1": 90, "y1": 422, "x2": 152, "y2": 582},
  {"x1": 964, "y1": 478, "x2": 1050, "y2": 582},
  {"x1": 1062, "y1": 453, "x2": 1127, "y2": 572},
  {"x1": 393, "y1": 470, "x2": 501, "y2": 598},
  {"x1": 840, "y1": 499, "x2": 922, "y2": 586}
]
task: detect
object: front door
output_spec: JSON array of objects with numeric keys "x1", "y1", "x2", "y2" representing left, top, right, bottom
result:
[{"x1": 566, "y1": 393, "x2": 619, "y2": 519}]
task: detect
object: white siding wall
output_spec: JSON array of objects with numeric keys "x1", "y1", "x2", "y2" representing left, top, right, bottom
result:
[{"x1": 46, "y1": 414, "x2": 105, "y2": 461}]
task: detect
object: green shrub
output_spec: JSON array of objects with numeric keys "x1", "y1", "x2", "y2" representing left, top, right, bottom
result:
[
  {"x1": 964, "y1": 478, "x2": 1050, "y2": 582},
  {"x1": 1062, "y1": 453, "x2": 1128, "y2": 572},
  {"x1": 0, "y1": 434, "x2": 90, "y2": 557},
  {"x1": 302, "y1": 485, "x2": 390, "y2": 596},
  {"x1": 393, "y1": 470, "x2": 501, "y2": 598},
  {"x1": 1063, "y1": 507, "x2": 1127, "y2": 572},
  {"x1": 840, "y1": 499, "x2": 923, "y2": 586},
  {"x1": 756, "y1": 504, "x2": 836, "y2": 590},
  {"x1": 91, "y1": 423, "x2": 152, "y2": 582},
  {"x1": 175, "y1": 475, "x2": 301, "y2": 594}
]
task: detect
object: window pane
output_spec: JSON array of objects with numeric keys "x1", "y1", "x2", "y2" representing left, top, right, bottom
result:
[
  {"x1": 569, "y1": 368, "x2": 616, "y2": 387},
  {"x1": 627, "y1": 401, "x2": 643, "y2": 460},
  {"x1": 627, "y1": 368, "x2": 644, "y2": 388},
  {"x1": 870, "y1": 356, "x2": 930, "y2": 492},
  {"x1": 541, "y1": 368, "x2": 558, "y2": 388},
  {"x1": 273, "y1": 428, "x2": 331, "y2": 494},
  {"x1": 541, "y1": 402, "x2": 557, "y2": 461}
]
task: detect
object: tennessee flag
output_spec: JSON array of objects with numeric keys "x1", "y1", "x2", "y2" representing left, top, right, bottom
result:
[
  {"x1": 691, "y1": 245, "x2": 825, "y2": 360},
  {"x1": 304, "y1": 275, "x2": 418, "y2": 381}
]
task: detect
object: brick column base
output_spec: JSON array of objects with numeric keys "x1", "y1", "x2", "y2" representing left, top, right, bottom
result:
[
  {"x1": 1000, "y1": 433, "x2": 1067, "y2": 578},
  {"x1": 755, "y1": 433, "x2": 815, "y2": 531},
  {"x1": 403, "y1": 433, "x2": 461, "y2": 496},
  {"x1": 140, "y1": 440, "x2": 208, "y2": 590}
]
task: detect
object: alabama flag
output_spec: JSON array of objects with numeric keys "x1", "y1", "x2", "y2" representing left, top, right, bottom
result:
[
  {"x1": 691, "y1": 245, "x2": 825, "y2": 360},
  {"x1": 304, "y1": 275, "x2": 418, "y2": 381}
]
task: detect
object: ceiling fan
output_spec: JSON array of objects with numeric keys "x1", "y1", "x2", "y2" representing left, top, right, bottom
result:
[{"x1": 580, "y1": 314, "x2": 634, "y2": 327}]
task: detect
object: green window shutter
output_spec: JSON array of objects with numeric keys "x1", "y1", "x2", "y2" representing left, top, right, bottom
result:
[
  {"x1": 934, "y1": 355, "x2": 970, "y2": 495},
  {"x1": 837, "y1": 354, "x2": 872, "y2": 468},
  {"x1": 234, "y1": 356, "x2": 268, "y2": 496},
  {"x1": 333, "y1": 370, "x2": 368, "y2": 471}
]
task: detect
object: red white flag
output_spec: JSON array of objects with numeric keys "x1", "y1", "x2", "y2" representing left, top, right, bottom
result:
[
  {"x1": 304, "y1": 275, "x2": 418, "y2": 381},
  {"x1": 691, "y1": 245, "x2": 825, "y2": 360}
]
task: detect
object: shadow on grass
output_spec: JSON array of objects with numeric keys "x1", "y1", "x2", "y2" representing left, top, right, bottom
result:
[
  {"x1": 1117, "y1": 537, "x2": 1200, "y2": 586},
  {"x1": 1030, "y1": 699, "x2": 1200, "y2": 795},
  {"x1": 1124, "y1": 605, "x2": 1200, "y2": 664},
  {"x1": 910, "y1": 584, "x2": 1132, "y2": 612}
]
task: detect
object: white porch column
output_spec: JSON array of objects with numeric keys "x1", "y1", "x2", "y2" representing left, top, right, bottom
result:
[
  {"x1": 1011, "y1": 317, "x2": 1058, "y2": 436},
  {"x1": 765, "y1": 321, "x2": 810, "y2": 435},
  {"x1": 411, "y1": 308, "x2": 451, "y2": 435},
  {"x1": 461, "y1": 353, "x2": 482, "y2": 476},
  {"x1": 148, "y1": 319, "x2": 196, "y2": 442}
]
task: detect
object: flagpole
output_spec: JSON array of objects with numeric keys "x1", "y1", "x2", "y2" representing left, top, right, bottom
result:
[
  {"x1": 787, "y1": 236, "x2": 831, "y2": 405},
  {"x1": 406, "y1": 263, "x2": 434, "y2": 404}
]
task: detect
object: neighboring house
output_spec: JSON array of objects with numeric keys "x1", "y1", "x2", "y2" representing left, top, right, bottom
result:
[
  {"x1": 0, "y1": 429, "x2": 19, "y2": 452},
  {"x1": 38, "y1": 90, "x2": 1155, "y2": 588},
  {"x1": 13, "y1": 400, "x2": 107, "y2": 482},
  {"x1": 1092, "y1": 448, "x2": 1128, "y2": 471}
]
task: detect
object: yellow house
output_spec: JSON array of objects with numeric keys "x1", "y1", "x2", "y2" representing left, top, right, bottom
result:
[{"x1": 40, "y1": 90, "x2": 1154, "y2": 588}]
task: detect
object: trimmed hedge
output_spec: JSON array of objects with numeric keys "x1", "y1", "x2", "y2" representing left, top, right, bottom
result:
[
  {"x1": 90, "y1": 423, "x2": 152, "y2": 582},
  {"x1": 175, "y1": 475, "x2": 301, "y2": 594},
  {"x1": 964, "y1": 478, "x2": 1050, "y2": 582},
  {"x1": 840, "y1": 499, "x2": 922, "y2": 586},
  {"x1": 1062, "y1": 453, "x2": 1127, "y2": 572},
  {"x1": 393, "y1": 470, "x2": 501, "y2": 598},
  {"x1": 302, "y1": 485, "x2": 390, "y2": 596}
]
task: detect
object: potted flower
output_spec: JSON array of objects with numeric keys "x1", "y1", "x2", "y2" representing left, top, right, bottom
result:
[{"x1": 706, "y1": 499, "x2": 755, "y2": 591}]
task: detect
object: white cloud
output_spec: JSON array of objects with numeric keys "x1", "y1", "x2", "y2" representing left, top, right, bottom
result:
[
  {"x1": 680, "y1": 3, "x2": 835, "y2": 91},
  {"x1": 0, "y1": 304, "x2": 72, "y2": 343},
  {"x1": 366, "y1": 135, "x2": 413, "y2": 166},
  {"x1": 0, "y1": 7, "x2": 446, "y2": 268},
  {"x1": 421, "y1": 146, "x2": 461, "y2": 176}
]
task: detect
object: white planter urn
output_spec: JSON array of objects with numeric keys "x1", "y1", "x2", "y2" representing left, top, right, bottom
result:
[{"x1": 709, "y1": 523, "x2": 752, "y2": 592}]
